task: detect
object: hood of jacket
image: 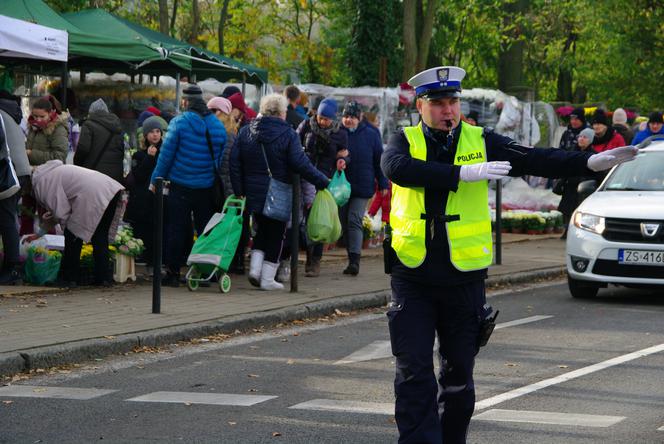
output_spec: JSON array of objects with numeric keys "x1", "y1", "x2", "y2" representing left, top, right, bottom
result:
[
  {"x1": 40, "y1": 112, "x2": 70, "y2": 136},
  {"x1": 0, "y1": 98, "x2": 22, "y2": 124},
  {"x1": 87, "y1": 111, "x2": 122, "y2": 134},
  {"x1": 32, "y1": 159, "x2": 63, "y2": 185},
  {"x1": 249, "y1": 116, "x2": 292, "y2": 145}
]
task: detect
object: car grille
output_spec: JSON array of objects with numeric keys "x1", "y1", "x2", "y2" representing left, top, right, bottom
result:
[
  {"x1": 592, "y1": 259, "x2": 664, "y2": 279},
  {"x1": 602, "y1": 218, "x2": 664, "y2": 244}
]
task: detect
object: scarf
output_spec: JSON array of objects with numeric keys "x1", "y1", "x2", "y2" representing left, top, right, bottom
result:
[
  {"x1": 309, "y1": 116, "x2": 341, "y2": 143},
  {"x1": 28, "y1": 110, "x2": 58, "y2": 130}
]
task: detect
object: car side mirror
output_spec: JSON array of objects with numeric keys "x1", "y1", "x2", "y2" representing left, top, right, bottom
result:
[{"x1": 577, "y1": 180, "x2": 598, "y2": 199}]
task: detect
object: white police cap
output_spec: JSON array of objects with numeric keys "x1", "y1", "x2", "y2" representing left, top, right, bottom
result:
[{"x1": 408, "y1": 66, "x2": 466, "y2": 99}]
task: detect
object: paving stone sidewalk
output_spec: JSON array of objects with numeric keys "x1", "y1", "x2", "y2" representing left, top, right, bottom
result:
[{"x1": 0, "y1": 235, "x2": 566, "y2": 375}]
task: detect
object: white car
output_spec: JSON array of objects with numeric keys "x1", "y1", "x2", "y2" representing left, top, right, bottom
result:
[{"x1": 566, "y1": 137, "x2": 664, "y2": 298}]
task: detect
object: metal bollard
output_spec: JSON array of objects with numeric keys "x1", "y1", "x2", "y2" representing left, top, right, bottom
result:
[
  {"x1": 290, "y1": 174, "x2": 300, "y2": 293},
  {"x1": 152, "y1": 178, "x2": 164, "y2": 313}
]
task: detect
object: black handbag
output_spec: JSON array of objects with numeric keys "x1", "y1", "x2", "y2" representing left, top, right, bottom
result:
[
  {"x1": 204, "y1": 128, "x2": 224, "y2": 210},
  {"x1": 0, "y1": 115, "x2": 20, "y2": 200},
  {"x1": 260, "y1": 143, "x2": 292, "y2": 222}
]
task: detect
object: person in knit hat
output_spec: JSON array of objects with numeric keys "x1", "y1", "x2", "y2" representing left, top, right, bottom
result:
[
  {"x1": 557, "y1": 126, "x2": 598, "y2": 239},
  {"x1": 612, "y1": 108, "x2": 633, "y2": 144},
  {"x1": 558, "y1": 107, "x2": 588, "y2": 151},
  {"x1": 632, "y1": 111, "x2": 664, "y2": 145},
  {"x1": 296, "y1": 96, "x2": 349, "y2": 277},
  {"x1": 227, "y1": 92, "x2": 257, "y2": 127},
  {"x1": 124, "y1": 114, "x2": 167, "y2": 274},
  {"x1": 591, "y1": 109, "x2": 625, "y2": 152}
]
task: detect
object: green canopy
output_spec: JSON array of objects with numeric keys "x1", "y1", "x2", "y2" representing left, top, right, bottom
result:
[
  {"x1": 0, "y1": 0, "x2": 161, "y2": 63},
  {"x1": 64, "y1": 9, "x2": 268, "y2": 85}
]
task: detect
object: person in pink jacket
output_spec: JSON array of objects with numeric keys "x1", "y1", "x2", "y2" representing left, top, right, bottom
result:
[{"x1": 26, "y1": 160, "x2": 124, "y2": 287}]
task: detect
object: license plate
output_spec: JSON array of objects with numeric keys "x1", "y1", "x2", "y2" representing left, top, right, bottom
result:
[{"x1": 618, "y1": 249, "x2": 664, "y2": 266}]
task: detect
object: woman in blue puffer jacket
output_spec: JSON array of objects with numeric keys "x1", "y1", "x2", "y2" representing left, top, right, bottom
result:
[{"x1": 230, "y1": 94, "x2": 329, "y2": 291}]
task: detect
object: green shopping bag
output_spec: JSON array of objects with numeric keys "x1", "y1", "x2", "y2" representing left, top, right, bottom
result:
[
  {"x1": 25, "y1": 247, "x2": 62, "y2": 285},
  {"x1": 328, "y1": 171, "x2": 351, "y2": 207},
  {"x1": 307, "y1": 189, "x2": 342, "y2": 243}
]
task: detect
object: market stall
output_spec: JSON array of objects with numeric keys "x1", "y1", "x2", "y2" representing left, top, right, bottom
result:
[{"x1": 0, "y1": 14, "x2": 68, "y2": 62}]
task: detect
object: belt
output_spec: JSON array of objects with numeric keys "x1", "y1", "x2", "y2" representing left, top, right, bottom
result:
[{"x1": 420, "y1": 214, "x2": 460, "y2": 222}]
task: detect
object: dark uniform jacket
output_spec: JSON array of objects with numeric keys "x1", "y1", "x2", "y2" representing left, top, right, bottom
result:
[{"x1": 381, "y1": 121, "x2": 595, "y2": 286}]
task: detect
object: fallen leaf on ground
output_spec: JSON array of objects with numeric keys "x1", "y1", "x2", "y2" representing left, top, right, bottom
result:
[
  {"x1": 505, "y1": 362, "x2": 519, "y2": 367},
  {"x1": 558, "y1": 365, "x2": 569, "y2": 369},
  {"x1": 272, "y1": 432, "x2": 282, "y2": 437},
  {"x1": 292, "y1": 332, "x2": 300, "y2": 337},
  {"x1": 184, "y1": 402, "x2": 192, "y2": 406},
  {"x1": 248, "y1": 388, "x2": 257, "y2": 392},
  {"x1": 62, "y1": 325, "x2": 71, "y2": 328},
  {"x1": 2, "y1": 400, "x2": 13, "y2": 405},
  {"x1": 32, "y1": 388, "x2": 47, "y2": 393},
  {"x1": 247, "y1": 374, "x2": 260, "y2": 378},
  {"x1": 228, "y1": 421, "x2": 237, "y2": 426},
  {"x1": 286, "y1": 359, "x2": 295, "y2": 365},
  {"x1": 103, "y1": 336, "x2": 116, "y2": 340}
]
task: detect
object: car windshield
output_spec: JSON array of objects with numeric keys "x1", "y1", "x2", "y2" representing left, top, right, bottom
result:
[{"x1": 603, "y1": 151, "x2": 664, "y2": 191}]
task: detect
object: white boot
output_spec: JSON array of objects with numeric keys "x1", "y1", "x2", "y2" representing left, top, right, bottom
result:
[
  {"x1": 260, "y1": 261, "x2": 284, "y2": 291},
  {"x1": 275, "y1": 260, "x2": 291, "y2": 283},
  {"x1": 248, "y1": 250, "x2": 264, "y2": 287}
]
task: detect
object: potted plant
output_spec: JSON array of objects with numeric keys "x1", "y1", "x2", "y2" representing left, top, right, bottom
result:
[
  {"x1": 511, "y1": 214, "x2": 524, "y2": 234},
  {"x1": 362, "y1": 215, "x2": 375, "y2": 249},
  {"x1": 111, "y1": 226, "x2": 144, "y2": 283},
  {"x1": 501, "y1": 212, "x2": 512, "y2": 233}
]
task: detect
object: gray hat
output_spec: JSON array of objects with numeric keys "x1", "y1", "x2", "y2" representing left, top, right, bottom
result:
[
  {"x1": 578, "y1": 127, "x2": 595, "y2": 144},
  {"x1": 89, "y1": 98, "x2": 108, "y2": 114},
  {"x1": 182, "y1": 83, "x2": 203, "y2": 99},
  {"x1": 142, "y1": 115, "x2": 168, "y2": 135}
]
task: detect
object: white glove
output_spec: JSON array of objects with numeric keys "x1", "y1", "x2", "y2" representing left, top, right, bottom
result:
[
  {"x1": 459, "y1": 161, "x2": 512, "y2": 182},
  {"x1": 587, "y1": 145, "x2": 639, "y2": 172}
]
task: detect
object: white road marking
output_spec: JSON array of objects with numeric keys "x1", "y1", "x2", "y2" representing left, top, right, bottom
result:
[
  {"x1": 334, "y1": 315, "x2": 553, "y2": 364},
  {"x1": 494, "y1": 315, "x2": 553, "y2": 330},
  {"x1": 473, "y1": 409, "x2": 625, "y2": 427},
  {"x1": 126, "y1": 391, "x2": 276, "y2": 406},
  {"x1": 290, "y1": 398, "x2": 393, "y2": 415},
  {"x1": 0, "y1": 385, "x2": 116, "y2": 400},
  {"x1": 334, "y1": 340, "x2": 391, "y2": 365},
  {"x1": 476, "y1": 343, "x2": 664, "y2": 411}
]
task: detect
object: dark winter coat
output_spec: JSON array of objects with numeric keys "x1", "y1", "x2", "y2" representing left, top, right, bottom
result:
[
  {"x1": 220, "y1": 131, "x2": 236, "y2": 198},
  {"x1": 297, "y1": 117, "x2": 349, "y2": 179},
  {"x1": 230, "y1": 116, "x2": 329, "y2": 215},
  {"x1": 286, "y1": 104, "x2": 304, "y2": 130},
  {"x1": 557, "y1": 144, "x2": 598, "y2": 219},
  {"x1": 124, "y1": 143, "x2": 160, "y2": 224},
  {"x1": 345, "y1": 120, "x2": 389, "y2": 198},
  {"x1": 613, "y1": 124, "x2": 634, "y2": 145},
  {"x1": 74, "y1": 111, "x2": 125, "y2": 183},
  {"x1": 592, "y1": 127, "x2": 625, "y2": 152},
  {"x1": 558, "y1": 124, "x2": 588, "y2": 151}
]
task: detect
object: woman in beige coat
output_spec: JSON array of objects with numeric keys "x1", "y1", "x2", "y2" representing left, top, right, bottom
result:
[{"x1": 26, "y1": 160, "x2": 124, "y2": 287}]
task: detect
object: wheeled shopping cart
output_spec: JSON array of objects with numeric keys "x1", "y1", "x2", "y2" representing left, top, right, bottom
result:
[{"x1": 184, "y1": 196, "x2": 245, "y2": 293}]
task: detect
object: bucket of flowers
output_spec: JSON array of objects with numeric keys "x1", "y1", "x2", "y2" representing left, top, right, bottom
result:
[
  {"x1": 111, "y1": 226, "x2": 144, "y2": 283},
  {"x1": 362, "y1": 215, "x2": 376, "y2": 249}
]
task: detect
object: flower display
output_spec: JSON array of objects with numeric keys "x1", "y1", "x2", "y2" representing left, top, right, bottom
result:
[
  {"x1": 111, "y1": 226, "x2": 145, "y2": 257},
  {"x1": 362, "y1": 215, "x2": 376, "y2": 240}
]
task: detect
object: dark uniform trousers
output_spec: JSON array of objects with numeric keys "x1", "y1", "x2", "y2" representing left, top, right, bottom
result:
[{"x1": 388, "y1": 277, "x2": 485, "y2": 444}]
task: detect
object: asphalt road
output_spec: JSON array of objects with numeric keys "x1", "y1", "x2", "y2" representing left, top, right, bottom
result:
[{"x1": 1, "y1": 280, "x2": 664, "y2": 444}]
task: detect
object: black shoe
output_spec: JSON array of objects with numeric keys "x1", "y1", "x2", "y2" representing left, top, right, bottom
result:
[
  {"x1": 0, "y1": 269, "x2": 22, "y2": 285},
  {"x1": 343, "y1": 263, "x2": 359, "y2": 276},
  {"x1": 161, "y1": 272, "x2": 180, "y2": 288}
]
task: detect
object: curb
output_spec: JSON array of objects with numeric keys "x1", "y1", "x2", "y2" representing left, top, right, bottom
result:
[{"x1": 0, "y1": 267, "x2": 565, "y2": 377}]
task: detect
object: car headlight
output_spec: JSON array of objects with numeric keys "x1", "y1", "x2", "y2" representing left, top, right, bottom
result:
[{"x1": 573, "y1": 212, "x2": 605, "y2": 235}]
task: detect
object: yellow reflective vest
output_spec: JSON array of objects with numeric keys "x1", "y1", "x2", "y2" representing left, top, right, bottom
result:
[{"x1": 390, "y1": 122, "x2": 493, "y2": 271}]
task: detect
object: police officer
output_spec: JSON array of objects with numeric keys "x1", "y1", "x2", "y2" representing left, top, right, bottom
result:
[{"x1": 381, "y1": 66, "x2": 637, "y2": 444}]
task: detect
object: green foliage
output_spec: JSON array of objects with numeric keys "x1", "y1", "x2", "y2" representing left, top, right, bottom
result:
[{"x1": 346, "y1": 0, "x2": 402, "y2": 86}]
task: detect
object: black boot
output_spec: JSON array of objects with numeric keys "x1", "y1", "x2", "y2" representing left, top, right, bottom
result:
[
  {"x1": 0, "y1": 264, "x2": 22, "y2": 285},
  {"x1": 343, "y1": 253, "x2": 360, "y2": 276},
  {"x1": 161, "y1": 267, "x2": 180, "y2": 287}
]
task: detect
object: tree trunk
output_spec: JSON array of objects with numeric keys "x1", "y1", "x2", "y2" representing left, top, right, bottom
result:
[
  {"x1": 189, "y1": 0, "x2": 200, "y2": 45},
  {"x1": 556, "y1": 31, "x2": 577, "y2": 102},
  {"x1": 497, "y1": 0, "x2": 528, "y2": 97},
  {"x1": 158, "y1": 0, "x2": 169, "y2": 35},
  {"x1": 416, "y1": 0, "x2": 439, "y2": 72},
  {"x1": 218, "y1": 0, "x2": 231, "y2": 55},
  {"x1": 170, "y1": 0, "x2": 179, "y2": 35},
  {"x1": 402, "y1": 0, "x2": 417, "y2": 81}
]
